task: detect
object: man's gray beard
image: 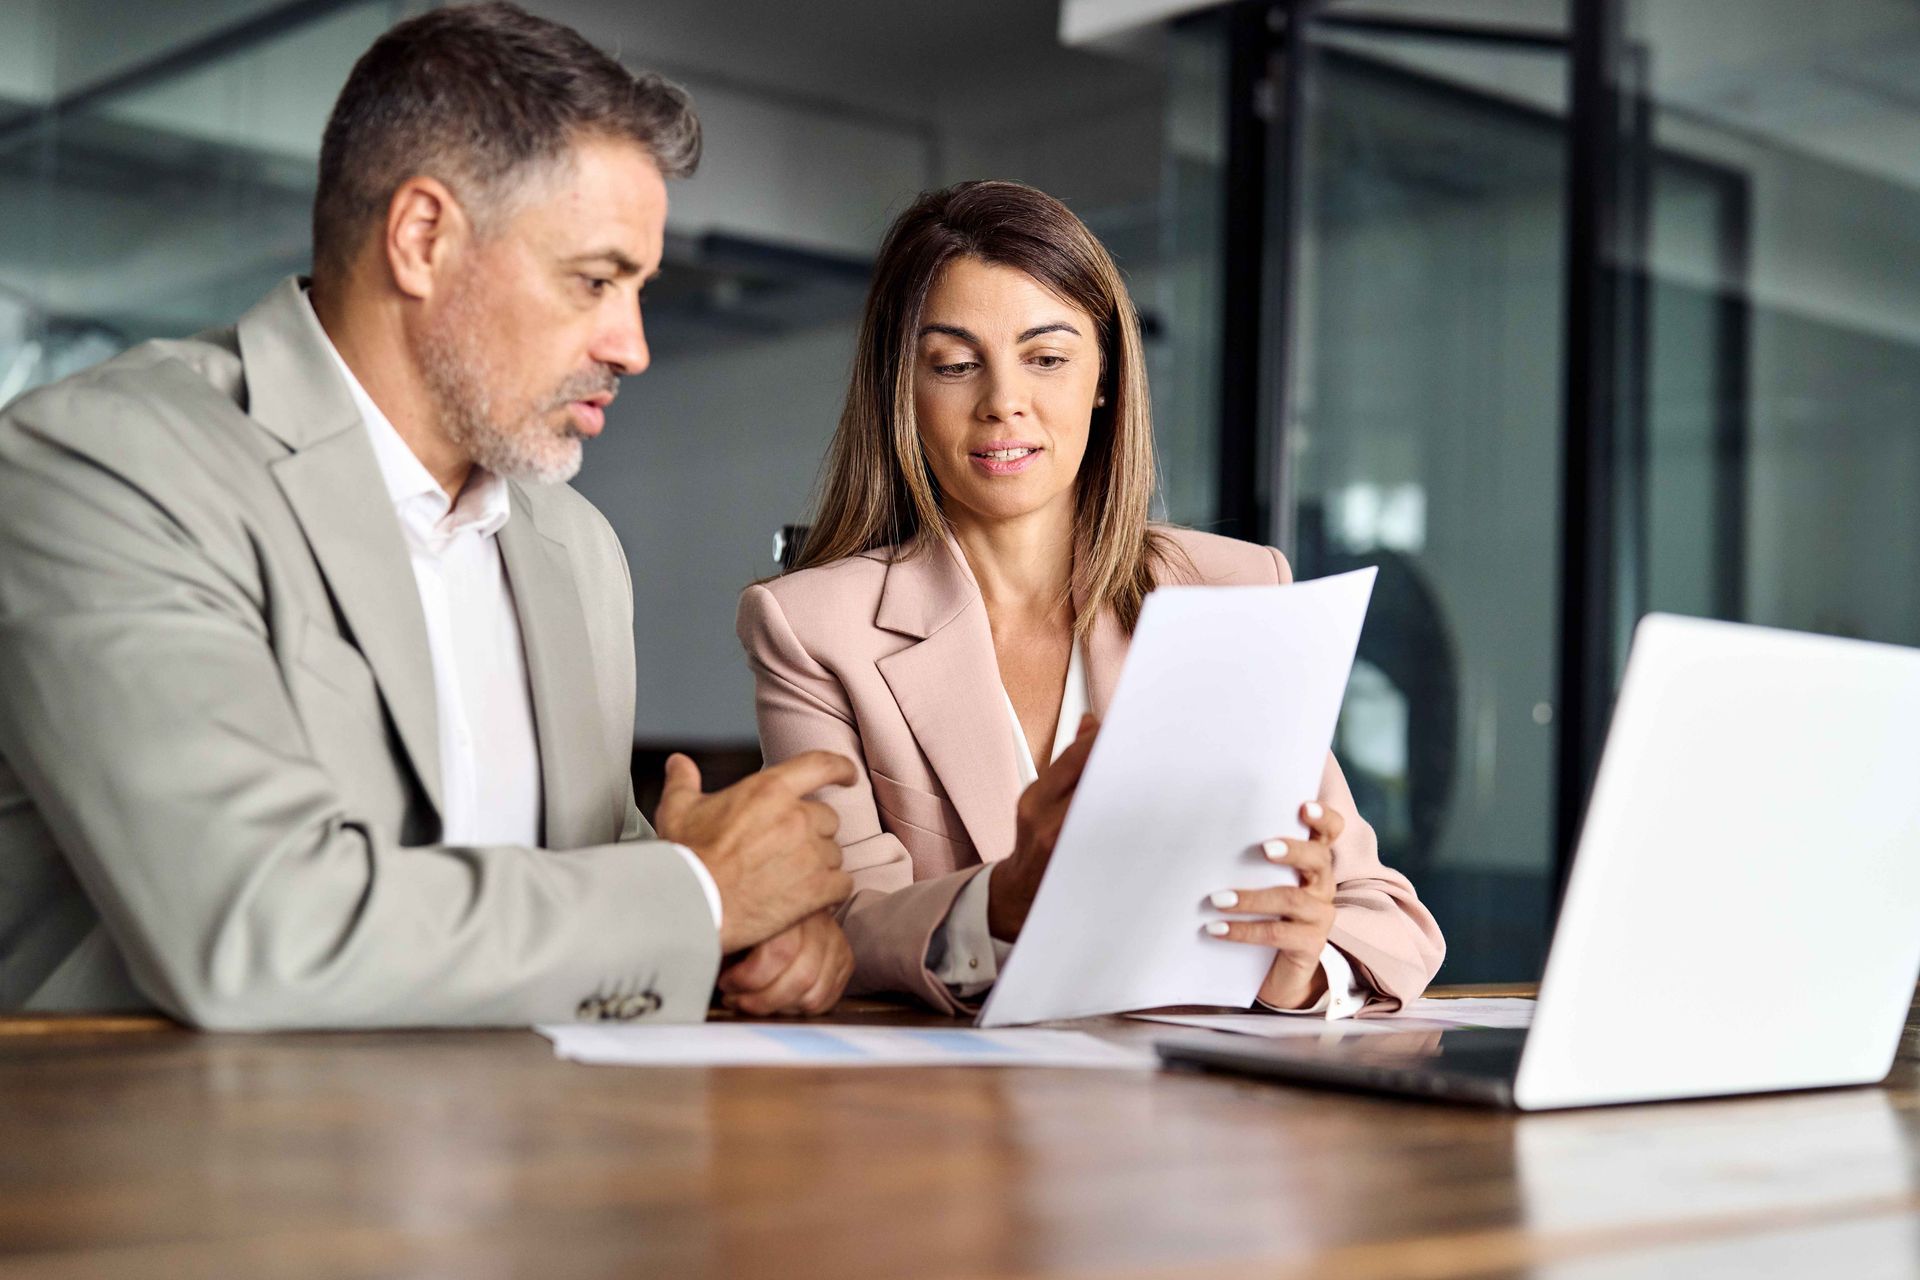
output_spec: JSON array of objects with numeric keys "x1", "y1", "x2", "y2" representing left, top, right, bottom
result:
[{"x1": 418, "y1": 299, "x2": 603, "y2": 487}]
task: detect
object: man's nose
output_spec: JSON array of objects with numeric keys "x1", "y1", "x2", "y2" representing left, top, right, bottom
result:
[{"x1": 595, "y1": 303, "x2": 650, "y2": 377}]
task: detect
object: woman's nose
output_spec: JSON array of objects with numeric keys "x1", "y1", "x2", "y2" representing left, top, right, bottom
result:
[{"x1": 977, "y1": 368, "x2": 1028, "y2": 422}]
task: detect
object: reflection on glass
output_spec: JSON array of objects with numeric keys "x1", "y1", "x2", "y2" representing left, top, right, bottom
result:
[
  {"x1": 1287, "y1": 30, "x2": 1569, "y2": 982},
  {"x1": 0, "y1": 2, "x2": 398, "y2": 395},
  {"x1": 1158, "y1": 11, "x2": 1230, "y2": 529},
  {"x1": 1628, "y1": 0, "x2": 1920, "y2": 653},
  {"x1": 1516, "y1": 1090, "x2": 1913, "y2": 1239}
]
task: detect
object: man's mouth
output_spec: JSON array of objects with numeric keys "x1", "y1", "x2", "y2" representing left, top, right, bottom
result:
[{"x1": 563, "y1": 389, "x2": 616, "y2": 438}]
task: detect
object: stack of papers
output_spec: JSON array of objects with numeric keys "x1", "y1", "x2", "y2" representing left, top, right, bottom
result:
[
  {"x1": 1131, "y1": 997, "x2": 1534, "y2": 1039},
  {"x1": 539, "y1": 1023, "x2": 1153, "y2": 1068}
]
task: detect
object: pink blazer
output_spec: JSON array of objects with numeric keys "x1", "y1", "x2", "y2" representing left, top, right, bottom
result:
[{"x1": 737, "y1": 525, "x2": 1445, "y2": 1015}]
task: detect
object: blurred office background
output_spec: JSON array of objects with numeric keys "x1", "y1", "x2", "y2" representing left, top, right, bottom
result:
[{"x1": 2, "y1": 0, "x2": 1913, "y2": 981}]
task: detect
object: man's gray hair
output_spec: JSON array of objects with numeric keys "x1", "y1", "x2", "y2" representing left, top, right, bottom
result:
[{"x1": 311, "y1": 2, "x2": 699, "y2": 280}]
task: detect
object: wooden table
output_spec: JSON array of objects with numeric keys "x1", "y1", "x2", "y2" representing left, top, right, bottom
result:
[{"x1": 1, "y1": 990, "x2": 1915, "y2": 1279}]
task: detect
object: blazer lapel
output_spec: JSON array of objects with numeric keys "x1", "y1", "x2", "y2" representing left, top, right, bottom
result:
[
  {"x1": 497, "y1": 486, "x2": 613, "y2": 850},
  {"x1": 874, "y1": 537, "x2": 1023, "y2": 863},
  {"x1": 244, "y1": 279, "x2": 445, "y2": 821}
]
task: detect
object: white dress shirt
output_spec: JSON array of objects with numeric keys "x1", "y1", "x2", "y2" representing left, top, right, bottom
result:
[
  {"x1": 308, "y1": 296, "x2": 721, "y2": 924},
  {"x1": 930, "y1": 642, "x2": 1365, "y2": 1018},
  {"x1": 352, "y1": 371, "x2": 542, "y2": 848}
]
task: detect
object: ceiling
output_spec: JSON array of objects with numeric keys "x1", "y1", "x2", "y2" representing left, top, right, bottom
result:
[{"x1": 531, "y1": 0, "x2": 1162, "y2": 137}]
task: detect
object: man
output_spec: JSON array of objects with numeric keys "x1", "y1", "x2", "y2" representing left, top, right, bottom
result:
[{"x1": 0, "y1": 3, "x2": 858, "y2": 1027}]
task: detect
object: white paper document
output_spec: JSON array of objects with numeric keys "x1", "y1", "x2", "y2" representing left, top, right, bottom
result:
[
  {"x1": 538, "y1": 1024, "x2": 1152, "y2": 1069},
  {"x1": 978, "y1": 568, "x2": 1377, "y2": 1028},
  {"x1": 1130, "y1": 997, "x2": 1536, "y2": 1039}
]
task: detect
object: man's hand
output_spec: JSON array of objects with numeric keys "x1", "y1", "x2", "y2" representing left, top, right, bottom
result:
[
  {"x1": 986, "y1": 715, "x2": 1098, "y2": 942},
  {"x1": 716, "y1": 911, "x2": 853, "y2": 1016},
  {"x1": 1203, "y1": 800, "x2": 1344, "y2": 1010},
  {"x1": 655, "y1": 750, "x2": 857, "y2": 954}
]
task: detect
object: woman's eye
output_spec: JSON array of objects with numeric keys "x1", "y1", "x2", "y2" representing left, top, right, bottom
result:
[
  {"x1": 933, "y1": 361, "x2": 976, "y2": 377},
  {"x1": 1031, "y1": 354, "x2": 1067, "y2": 369}
]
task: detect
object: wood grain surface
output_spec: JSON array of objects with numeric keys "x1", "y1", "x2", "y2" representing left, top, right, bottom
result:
[{"x1": 1, "y1": 989, "x2": 1913, "y2": 1279}]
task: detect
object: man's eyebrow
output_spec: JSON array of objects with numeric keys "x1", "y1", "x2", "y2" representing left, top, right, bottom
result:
[{"x1": 566, "y1": 249, "x2": 645, "y2": 277}]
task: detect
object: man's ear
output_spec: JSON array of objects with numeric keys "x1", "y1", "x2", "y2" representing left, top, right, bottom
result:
[{"x1": 384, "y1": 176, "x2": 469, "y2": 301}]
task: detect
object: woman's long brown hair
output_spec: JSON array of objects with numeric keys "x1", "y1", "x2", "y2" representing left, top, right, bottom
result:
[{"x1": 790, "y1": 180, "x2": 1179, "y2": 637}]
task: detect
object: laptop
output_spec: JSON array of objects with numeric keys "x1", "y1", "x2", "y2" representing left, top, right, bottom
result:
[{"x1": 1157, "y1": 614, "x2": 1920, "y2": 1109}]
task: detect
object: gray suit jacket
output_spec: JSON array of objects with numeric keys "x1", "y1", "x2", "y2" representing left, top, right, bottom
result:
[{"x1": 0, "y1": 277, "x2": 720, "y2": 1028}]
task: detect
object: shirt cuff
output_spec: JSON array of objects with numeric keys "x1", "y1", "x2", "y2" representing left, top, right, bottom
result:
[
  {"x1": 1254, "y1": 942, "x2": 1366, "y2": 1019},
  {"x1": 668, "y1": 843, "x2": 724, "y2": 930},
  {"x1": 927, "y1": 865, "x2": 1012, "y2": 999}
]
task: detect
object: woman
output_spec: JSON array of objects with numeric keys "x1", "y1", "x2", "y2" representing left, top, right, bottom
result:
[{"x1": 735, "y1": 181, "x2": 1443, "y2": 1018}]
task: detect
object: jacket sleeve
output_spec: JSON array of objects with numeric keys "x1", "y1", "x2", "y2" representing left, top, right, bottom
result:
[
  {"x1": 1269, "y1": 545, "x2": 1447, "y2": 1009},
  {"x1": 737, "y1": 582, "x2": 982, "y2": 1015},
  {"x1": 0, "y1": 407, "x2": 719, "y2": 1029}
]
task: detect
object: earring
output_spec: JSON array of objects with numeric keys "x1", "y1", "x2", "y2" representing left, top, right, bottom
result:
[{"x1": 1095, "y1": 394, "x2": 1107, "y2": 407}]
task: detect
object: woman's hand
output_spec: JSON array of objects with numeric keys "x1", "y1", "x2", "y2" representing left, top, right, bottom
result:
[
  {"x1": 986, "y1": 714, "x2": 1099, "y2": 942},
  {"x1": 1203, "y1": 800, "x2": 1344, "y2": 1010}
]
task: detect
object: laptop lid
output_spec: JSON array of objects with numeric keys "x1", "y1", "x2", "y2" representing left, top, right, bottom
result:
[{"x1": 1513, "y1": 614, "x2": 1920, "y2": 1110}]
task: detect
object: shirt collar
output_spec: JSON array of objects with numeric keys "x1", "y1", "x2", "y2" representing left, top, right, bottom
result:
[{"x1": 301, "y1": 290, "x2": 512, "y2": 548}]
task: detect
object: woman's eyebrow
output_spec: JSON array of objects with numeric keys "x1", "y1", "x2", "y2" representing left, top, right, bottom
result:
[{"x1": 918, "y1": 322, "x2": 1083, "y2": 342}]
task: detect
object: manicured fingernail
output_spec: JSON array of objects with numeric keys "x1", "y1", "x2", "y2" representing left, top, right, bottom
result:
[
  {"x1": 1263, "y1": 840, "x2": 1288, "y2": 862},
  {"x1": 1304, "y1": 802, "x2": 1324, "y2": 821},
  {"x1": 1209, "y1": 890, "x2": 1239, "y2": 909},
  {"x1": 1203, "y1": 921, "x2": 1231, "y2": 937}
]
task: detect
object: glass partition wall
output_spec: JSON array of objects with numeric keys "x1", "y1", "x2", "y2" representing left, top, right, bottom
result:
[
  {"x1": 1215, "y1": 3, "x2": 1582, "y2": 980},
  {"x1": 0, "y1": 2, "x2": 403, "y2": 394},
  {"x1": 1229, "y1": 0, "x2": 1920, "y2": 981},
  {"x1": 1628, "y1": 0, "x2": 1920, "y2": 653},
  {"x1": 1285, "y1": 17, "x2": 1572, "y2": 981}
]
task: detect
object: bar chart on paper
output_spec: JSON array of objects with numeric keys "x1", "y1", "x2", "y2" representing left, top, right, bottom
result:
[{"x1": 539, "y1": 1023, "x2": 1152, "y2": 1068}]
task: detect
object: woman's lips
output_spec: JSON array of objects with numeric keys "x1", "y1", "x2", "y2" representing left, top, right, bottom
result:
[{"x1": 969, "y1": 444, "x2": 1043, "y2": 476}]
